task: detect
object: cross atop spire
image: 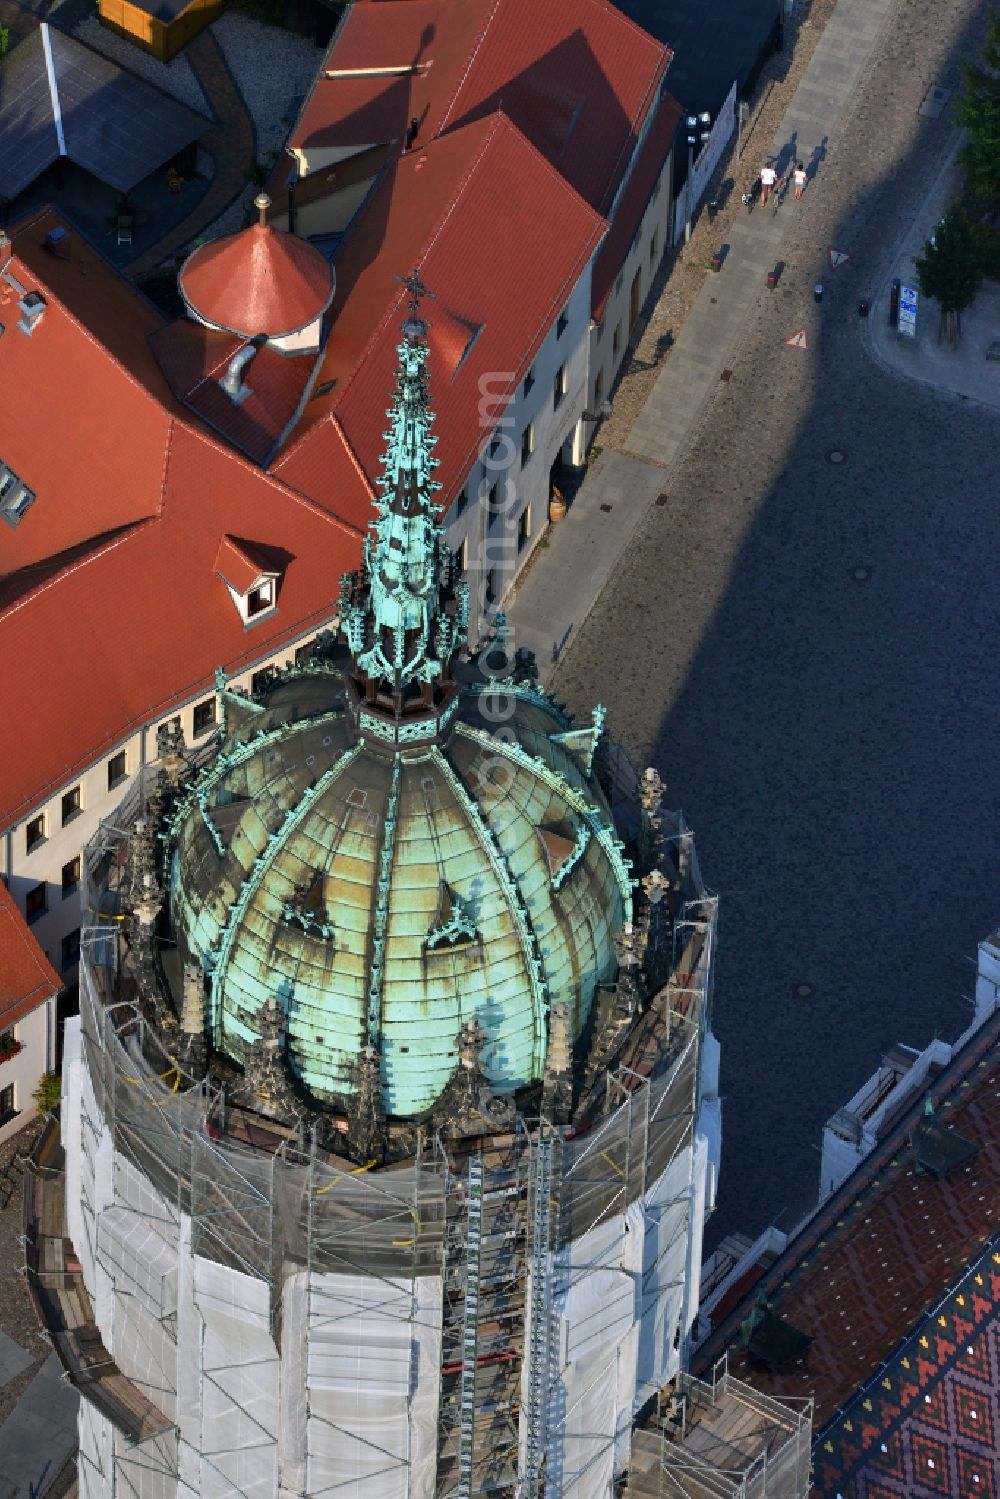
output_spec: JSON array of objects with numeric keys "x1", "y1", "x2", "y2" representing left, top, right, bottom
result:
[{"x1": 339, "y1": 272, "x2": 469, "y2": 723}]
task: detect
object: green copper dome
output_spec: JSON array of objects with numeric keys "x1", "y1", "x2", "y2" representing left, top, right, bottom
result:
[{"x1": 165, "y1": 281, "x2": 634, "y2": 1119}]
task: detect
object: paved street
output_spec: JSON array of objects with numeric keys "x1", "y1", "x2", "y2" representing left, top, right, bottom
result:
[{"x1": 551, "y1": 0, "x2": 1000, "y2": 1239}]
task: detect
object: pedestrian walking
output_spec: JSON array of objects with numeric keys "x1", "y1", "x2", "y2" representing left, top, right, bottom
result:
[
  {"x1": 794, "y1": 162, "x2": 806, "y2": 199},
  {"x1": 760, "y1": 160, "x2": 777, "y2": 205}
]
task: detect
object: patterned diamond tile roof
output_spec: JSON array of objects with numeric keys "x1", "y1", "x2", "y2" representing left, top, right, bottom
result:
[{"x1": 696, "y1": 1007, "x2": 1000, "y2": 1438}]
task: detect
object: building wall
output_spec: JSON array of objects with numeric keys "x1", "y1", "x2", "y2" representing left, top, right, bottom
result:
[
  {"x1": 0, "y1": 1003, "x2": 50, "y2": 1141},
  {"x1": 445, "y1": 264, "x2": 594, "y2": 640},
  {"x1": 1, "y1": 618, "x2": 336, "y2": 1137},
  {"x1": 586, "y1": 149, "x2": 674, "y2": 440}
]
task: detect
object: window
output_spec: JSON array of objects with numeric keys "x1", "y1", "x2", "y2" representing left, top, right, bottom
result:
[
  {"x1": 487, "y1": 482, "x2": 500, "y2": 514},
  {"x1": 521, "y1": 423, "x2": 535, "y2": 467},
  {"x1": 107, "y1": 750, "x2": 127, "y2": 791},
  {"x1": 595, "y1": 319, "x2": 604, "y2": 343},
  {"x1": 614, "y1": 271, "x2": 624, "y2": 298},
  {"x1": 553, "y1": 364, "x2": 567, "y2": 409},
  {"x1": 594, "y1": 369, "x2": 605, "y2": 407},
  {"x1": 458, "y1": 539, "x2": 468, "y2": 573},
  {"x1": 251, "y1": 669, "x2": 271, "y2": 696},
  {"x1": 62, "y1": 857, "x2": 81, "y2": 899},
  {"x1": 0, "y1": 462, "x2": 35, "y2": 528},
  {"x1": 192, "y1": 697, "x2": 217, "y2": 738},
  {"x1": 556, "y1": 305, "x2": 569, "y2": 338},
  {"x1": 485, "y1": 570, "x2": 497, "y2": 605},
  {"x1": 613, "y1": 322, "x2": 622, "y2": 358},
  {"x1": 294, "y1": 642, "x2": 313, "y2": 666},
  {"x1": 25, "y1": 814, "x2": 46, "y2": 854},
  {"x1": 0, "y1": 1028, "x2": 16, "y2": 1059},
  {"x1": 517, "y1": 507, "x2": 530, "y2": 553},
  {"x1": 246, "y1": 578, "x2": 275, "y2": 618},
  {"x1": 61, "y1": 786, "x2": 82, "y2": 826},
  {"x1": 25, "y1": 882, "x2": 46, "y2": 924},
  {"x1": 523, "y1": 366, "x2": 535, "y2": 399},
  {"x1": 650, "y1": 230, "x2": 659, "y2": 267},
  {"x1": 456, "y1": 487, "x2": 469, "y2": 517},
  {"x1": 0, "y1": 1085, "x2": 16, "y2": 1126},
  {"x1": 61, "y1": 929, "x2": 81, "y2": 970},
  {"x1": 651, "y1": 174, "x2": 661, "y2": 203}
]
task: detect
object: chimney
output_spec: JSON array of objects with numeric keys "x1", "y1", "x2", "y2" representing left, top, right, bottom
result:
[
  {"x1": 17, "y1": 291, "x2": 46, "y2": 336},
  {"x1": 45, "y1": 226, "x2": 70, "y2": 259},
  {"x1": 220, "y1": 334, "x2": 267, "y2": 404}
]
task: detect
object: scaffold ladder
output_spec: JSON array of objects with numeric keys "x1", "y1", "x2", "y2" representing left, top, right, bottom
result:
[
  {"x1": 521, "y1": 1127, "x2": 554, "y2": 1498},
  {"x1": 457, "y1": 1151, "x2": 484, "y2": 1499}
]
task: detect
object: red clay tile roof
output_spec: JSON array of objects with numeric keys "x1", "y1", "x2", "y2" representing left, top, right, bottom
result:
[
  {"x1": 178, "y1": 222, "x2": 335, "y2": 338},
  {"x1": 0, "y1": 881, "x2": 61, "y2": 1027},
  {"x1": 149, "y1": 318, "x2": 320, "y2": 466},
  {"x1": 0, "y1": 421, "x2": 368, "y2": 827},
  {"x1": 437, "y1": 0, "x2": 670, "y2": 213},
  {"x1": 291, "y1": 0, "x2": 671, "y2": 213},
  {"x1": 275, "y1": 114, "x2": 605, "y2": 506},
  {"x1": 291, "y1": 0, "x2": 491, "y2": 154},
  {"x1": 0, "y1": 218, "x2": 372, "y2": 832},
  {"x1": 591, "y1": 93, "x2": 683, "y2": 321},
  {"x1": 696, "y1": 1008, "x2": 1000, "y2": 1432},
  {"x1": 0, "y1": 226, "x2": 174, "y2": 574}
]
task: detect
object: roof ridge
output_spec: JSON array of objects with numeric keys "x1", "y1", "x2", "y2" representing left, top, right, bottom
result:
[
  {"x1": 45, "y1": 19, "x2": 214, "y2": 123},
  {"x1": 0, "y1": 519, "x2": 155, "y2": 626},
  {"x1": 434, "y1": 0, "x2": 503, "y2": 136},
  {"x1": 270, "y1": 410, "x2": 373, "y2": 520},
  {"x1": 329, "y1": 111, "x2": 603, "y2": 417},
  {"x1": 177, "y1": 419, "x2": 366, "y2": 542}
]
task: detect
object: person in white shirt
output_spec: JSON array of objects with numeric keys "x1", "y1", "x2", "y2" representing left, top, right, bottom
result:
[
  {"x1": 760, "y1": 161, "x2": 777, "y2": 205},
  {"x1": 794, "y1": 162, "x2": 807, "y2": 199}
]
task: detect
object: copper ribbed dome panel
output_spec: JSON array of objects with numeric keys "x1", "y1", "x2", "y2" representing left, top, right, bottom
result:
[{"x1": 179, "y1": 225, "x2": 334, "y2": 337}]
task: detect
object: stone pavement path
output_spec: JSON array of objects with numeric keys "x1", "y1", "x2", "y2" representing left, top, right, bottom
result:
[
  {"x1": 0, "y1": 1354, "x2": 78, "y2": 1499},
  {"x1": 125, "y1": 29, "x2": 256, "y2": 279},
  {"x1": 507, "y1": 0, "x2": 898, "y2": 668},
  {"x1": 0, "y1": 1330, "x2": 32, "y2": 1387}
]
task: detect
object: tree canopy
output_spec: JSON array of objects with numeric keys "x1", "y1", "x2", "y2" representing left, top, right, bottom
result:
[
  {"x1": 915, "y1": 206, "x2": 983, "y2": 315},
  {"x1": 957, "y1": 10, "x2": 1000, "y2": 206}
]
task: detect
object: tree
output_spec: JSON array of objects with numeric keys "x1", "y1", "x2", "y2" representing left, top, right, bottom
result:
[
  {"x1": 914, "y1": 206, "x2": 982, "y2": 346},
  {"x1": 957, "y1": 10, "x2": 1000, "y2": 208}
]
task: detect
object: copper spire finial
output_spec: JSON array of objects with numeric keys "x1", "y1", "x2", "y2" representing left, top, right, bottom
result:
[{"x1": 255, "y1": 192, "x2": 271, "y2": 228}]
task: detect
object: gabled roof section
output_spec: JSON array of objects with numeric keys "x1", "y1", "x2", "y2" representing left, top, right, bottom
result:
[
  {"x1": 0, "y1": 25, "x2": 211, "y2": 201},
  {"x1": 0, "y1": 880, "x2": 61, "y2": 1028},
  {"x1": 429, "y1": 0, "x2": 671, "y2": 212},
  {"x1": 0, "y1": 220, "x2": 174, "y2": 573},
  {"x1": 215, "y1": 535, "x2": 281, "y2": 593},
  {"x1": 277, "y1": 114, "x2": 605, "y2": 504},
  {"x1": 0, "y1": 423, "x2": 366, "y2": 830},
  {"x1": 291, "y1": 0, "x2": 671, "y2": 215}
]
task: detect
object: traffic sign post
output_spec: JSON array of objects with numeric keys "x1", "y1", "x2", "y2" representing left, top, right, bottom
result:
[
  {"x1": 898, "y1": 284, "x2": 918, "y2": 339},
  {"x1": 785, "y1": 327, "x2": 809, "y2": 349}
]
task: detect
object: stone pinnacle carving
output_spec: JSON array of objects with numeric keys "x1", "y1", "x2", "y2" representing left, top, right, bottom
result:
[
  {"x1": 542, "y1": 1002, "x2": 574, "y2": 1125},
  {"x1": 346, "y1": 1045, "x2": 386, "y2": 1164},
  {"x1": 433, "y1": 1020, "x2": 515, "y2": 1139}
]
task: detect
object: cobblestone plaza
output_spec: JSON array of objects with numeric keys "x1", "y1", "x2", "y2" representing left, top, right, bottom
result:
[{"x1": 553, "y1": 0, "x2": 1000, "y2": 1239}]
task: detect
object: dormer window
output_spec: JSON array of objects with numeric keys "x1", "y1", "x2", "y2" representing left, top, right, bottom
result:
[
  {"x1": 0, "y1": 463, "x2": 35, "y2": 527},
  {"x1": 247, "y1": 578, "x2": 275, "y2": 617},
  {"x1": 215, "y1": 535, "x2": 282, "y2": 626}
]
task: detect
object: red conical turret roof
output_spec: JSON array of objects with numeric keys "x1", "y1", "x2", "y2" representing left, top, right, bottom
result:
[{"x1": 179, "y1": 194, "x2": 335, "y2": 338}]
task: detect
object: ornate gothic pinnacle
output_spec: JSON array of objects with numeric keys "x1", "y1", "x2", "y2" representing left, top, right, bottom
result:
[{"x1": 339, "y1": 274, "x2": 469, "y2": 716}]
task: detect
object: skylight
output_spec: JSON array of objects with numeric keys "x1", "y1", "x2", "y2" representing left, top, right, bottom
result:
[{"x1": 0, "y1": 462, "x2": 35, "y2": 527}]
